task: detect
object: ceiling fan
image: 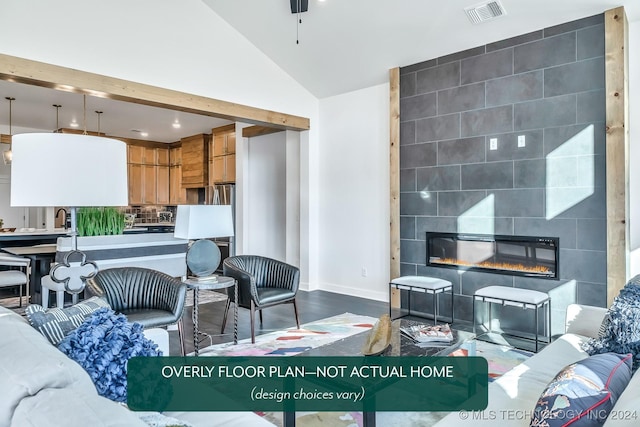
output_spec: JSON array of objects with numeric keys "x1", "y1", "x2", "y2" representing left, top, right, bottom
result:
[{"x1": 290, "y1": 0, "x2": 309, "y2": 44}]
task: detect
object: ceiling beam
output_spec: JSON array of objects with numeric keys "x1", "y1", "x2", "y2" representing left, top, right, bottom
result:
[
  {"x1": 0, "y1": 53, "x2": 310, "y2": 131},
  {"x1": 242, "y1": 125, "x2": 283, "y2": 138}
]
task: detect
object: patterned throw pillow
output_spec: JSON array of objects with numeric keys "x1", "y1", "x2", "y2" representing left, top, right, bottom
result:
[
  {"x1": 25, "y1": 296, "x2": 111, "y2": 345},
  {"x1": 584, "y1": 276, "x2": 640, "y2": 371},
  {"x1": 530, "y1": 353, "x2": 632, "y2": 427}
]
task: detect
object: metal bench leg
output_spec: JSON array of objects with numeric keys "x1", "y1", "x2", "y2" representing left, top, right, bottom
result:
[
  {"x1": 535, "y1": 306, "x2": 539, "y2": 353},
  {"x1": 432, "y1": 291, "x2": 437, "y2": 325},
  {"x1": 488, "y1": 302, "x2": 492, "y2": 333},
  {"x1": 472, "y1": 297, "x2": 476, "y2": 335},
  {"x1": 548, "y1": 300, "x2": 552, "y2": 343},
  {"x1": 450, "y1": 287, "x2": 454, "y2": 323}
]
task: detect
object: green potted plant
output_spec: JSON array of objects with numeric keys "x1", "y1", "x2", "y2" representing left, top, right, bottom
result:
[{"x1": 77, "y1": 207, "x2": 125, "y2": 236}]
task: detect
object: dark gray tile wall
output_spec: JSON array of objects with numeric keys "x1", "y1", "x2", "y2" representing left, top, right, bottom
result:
[{"x1": 398, "y1": 14, "x2": 606, "y2": 336}]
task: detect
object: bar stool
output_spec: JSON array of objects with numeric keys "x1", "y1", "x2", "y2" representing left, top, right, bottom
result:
[
  {"x1": 473, "y1": 285, "x2": 551, "y2": 352},
  {"x1": 389, "y1": 276, "x2": 454, "y2": 324}
]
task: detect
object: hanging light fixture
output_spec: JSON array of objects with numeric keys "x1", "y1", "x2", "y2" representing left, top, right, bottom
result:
[
  {"x1": 3, "y1": 97, "x2": 15, "y2": 165},
  {"x1": 95, "y1": 110, "x2": 103, "y2": 135},
  {"x1": 53, "y1": 104, "x2": 62, "y2": 133},
  {"x1": 9, "y1": 93, "x2": 128, "y2": 295}
]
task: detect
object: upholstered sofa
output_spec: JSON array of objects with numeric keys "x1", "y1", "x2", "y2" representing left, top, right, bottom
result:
[
  {"x1": 0, "y1": 305, "x2": 274, "y2": 427},
  {"x1": 435, "y1": 303, "x2": 640, "y2": 426}
]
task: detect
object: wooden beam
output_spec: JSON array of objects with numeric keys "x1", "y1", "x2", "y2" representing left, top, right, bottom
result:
[
  {"x1": 0, "y1": 134, "x2": 10, "y2": 144},
  {"x1": 0, "y1": 53, "x2": 310, "y2": 131},
  {"x1": 212, "y1": 124, "x2": 236, "y2": 134},
  {"x1": 242, "y1": 125, "x2": 283, "y2": 139},
  {"x1": 389, "y1": 67, "x2": 401, "y2": 308},
  {"x1": 604, "y1": 7, "x2": 629, "y2": 306}
]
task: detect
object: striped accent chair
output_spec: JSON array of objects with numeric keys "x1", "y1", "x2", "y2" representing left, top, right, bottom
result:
[
  {"x1": 86, "y1": 267, "x2": 187, "y2": 355},
  {"x1": 223, "y1": 255, "x2": 300, "y2": 343}
]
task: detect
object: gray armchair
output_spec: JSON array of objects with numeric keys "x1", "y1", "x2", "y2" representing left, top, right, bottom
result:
[
  {"x1": 86, "y1": 267, "x2": 187, "y2": 355},
  {"x1": 223, "y1": 255, "x2": 300, "y2": 343}
]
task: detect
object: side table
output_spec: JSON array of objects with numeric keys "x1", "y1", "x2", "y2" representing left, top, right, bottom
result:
[{"x1": 183, "y1": 275, "x2": 238, "y2": 356}]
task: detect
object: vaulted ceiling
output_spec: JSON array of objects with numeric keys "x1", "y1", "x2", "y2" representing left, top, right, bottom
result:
[{"x1": 203, "y1": 0, "x2": 640, "y2": 98}]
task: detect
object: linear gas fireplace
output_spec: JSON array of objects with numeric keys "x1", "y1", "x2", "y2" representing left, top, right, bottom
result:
[{"x1": 426, "y1": 232, "x2": 559, "y2": 279}]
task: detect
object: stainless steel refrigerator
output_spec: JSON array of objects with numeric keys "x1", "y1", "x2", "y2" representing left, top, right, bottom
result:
[{"x1": 209, "y1": 184, "x2": 236, "y2": 272}]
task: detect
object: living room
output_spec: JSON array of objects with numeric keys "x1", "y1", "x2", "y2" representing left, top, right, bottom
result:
[{"x1": 0, "y1": 1, "x2": 640, "y2": 426}]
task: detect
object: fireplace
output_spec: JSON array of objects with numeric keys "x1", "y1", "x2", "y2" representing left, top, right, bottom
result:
[{"x1": 426, "y1": 232, "x2": 559, "y2": 279}]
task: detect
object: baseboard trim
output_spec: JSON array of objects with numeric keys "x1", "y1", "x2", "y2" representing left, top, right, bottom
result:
[{"x1": 314, "y1": 281, "x2": 388, "y2": 302}]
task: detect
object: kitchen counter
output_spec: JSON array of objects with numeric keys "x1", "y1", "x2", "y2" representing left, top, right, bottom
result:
[
  {"x1": 133, "y1": 222, "x2": 175, "y2": 227},
  {"x1": 0, "y1": 229, "x2": 69, "y2": 247}
]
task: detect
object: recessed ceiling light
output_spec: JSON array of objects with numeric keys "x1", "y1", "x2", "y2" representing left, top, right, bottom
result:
[
  {"x1": 69, "y1": 121, "x2": 79, "y2": 128},
  {"x1": 140, "y1": 132, "x2": 149, "y2": 137},
  {"x1": 172, "y1": 121, "x2": 181, "y2": 129}
]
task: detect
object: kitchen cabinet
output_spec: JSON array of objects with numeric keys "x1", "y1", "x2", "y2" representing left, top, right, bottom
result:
[
  {"x1": 157, "y1": 148, "x2": 169, "y2": 166},
  {"x1": 213, "y1": 125, "x2": 236, "y2": 156},
  {"x1": 127, "y1": 144, "x2": 172, "y2": 205},
  {"x1": 210, "y1": 125, "x2": 236, "y2": 184},
  {"x1": 156, "y1": 165, "x2": 170, "y2": 205},
  {"x1": 170, "y1": 146, "x2": 182, "y2": 166},
  {"x1": 169, "y1": 165, "x2": 186, "y2": 205},
  {"x1": 181, "y1": 134, "x2": 209, "y2": 188},
  {"x1": 211, "y1": 154, "x2": 236, "y2": 183},
  {"x1": 169, "y1": 147, "x2": 186, "y2": 205},
  {"x1": 128, "y1": 164, "x2": 144, "y2": 205},
  {"x1": 143, "y1": 165, "x2": 157, "y2": 204}
]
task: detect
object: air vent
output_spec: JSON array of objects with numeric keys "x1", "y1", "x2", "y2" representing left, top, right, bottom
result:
[{"x1": 464, "y1": 1, "x2": 506, "y2": 24}]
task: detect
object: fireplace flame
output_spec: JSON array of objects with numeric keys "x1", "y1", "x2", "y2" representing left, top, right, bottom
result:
[{"x1": 431, "y1": 258, "x2": 552, "y2": 275}]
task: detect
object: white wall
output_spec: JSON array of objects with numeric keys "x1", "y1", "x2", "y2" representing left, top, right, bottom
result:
[
  {"x1": 317, "y1": 83, "x2": 390, "y2": 301},
  {"x1": 246, "y1": 132, "x2": 287, "y2": 260}
]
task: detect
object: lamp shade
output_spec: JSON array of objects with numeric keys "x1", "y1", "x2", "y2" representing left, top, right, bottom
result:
[
  {"x1": 10, "y1": 133, "x2": 128, "y2": 207},
  {"x1": 174, "y1": 205, "x2": 234, "y2": 239}
]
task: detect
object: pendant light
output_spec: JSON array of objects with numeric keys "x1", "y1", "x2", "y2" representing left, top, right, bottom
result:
[
  {"x1": 95, "y1": 110, "x2": 103, "y2": 135},
  {"x1": 3, "y1": 97, "x2": 15, "y2": 165},
  {"x1": 53, "y1": 104, "x2": 62, "y2": 133}
]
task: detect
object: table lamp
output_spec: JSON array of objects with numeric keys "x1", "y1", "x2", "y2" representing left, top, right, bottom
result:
[
  {"x1": 10, "y1": 133, "x2": 128, "y2": 294},
  {"x1": 174, "y1": 205, "x2": 234, "y2": 279}
]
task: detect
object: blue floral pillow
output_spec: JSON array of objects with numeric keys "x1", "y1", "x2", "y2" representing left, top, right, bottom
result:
[{"x1": 58, "y1": 308, "x2": 162, "y2": 402}]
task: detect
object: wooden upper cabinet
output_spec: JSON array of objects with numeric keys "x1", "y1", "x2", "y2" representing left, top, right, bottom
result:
[
  {"x1": 128, "y1": 145, "x2": 164, "y2": 165},
  {"x1": 212, "y1": 124, "x2": 236, "y2": 157},
  {"x1": 156, "y1": 165, "x2": 170, "y2": 205},
  {"x1": 170, "y1": 146, "x2": 182, "y2": 166},
  {"x1": 156, "y1": 148, "x2": 170, "y2": 166},
  {"x1": 128, "y1": 145, "x2": 144, "y2": 164},
  {"x1": 128, "y1": 164, "x2": 144, "y2": 205},
  {"x1": 181, "y1": 134, "x2": 209, "y2": 188},
  {"x1": 142, "y1": 165, "x2": 157, "y2": 204},
  {"x1": 169, "y1": 165, "x2": 186, "y2": 205},
  {"x1": 211, "y1": 124, "x2": 236, "y2": 184}
]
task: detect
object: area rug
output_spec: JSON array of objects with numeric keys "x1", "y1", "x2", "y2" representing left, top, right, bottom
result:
[
  {"x1": 199, "y1": 315, "x2": 533, "y2": 427},
  {"x1": 198, "y1": 312, "x2": 377, "y2": 357}
]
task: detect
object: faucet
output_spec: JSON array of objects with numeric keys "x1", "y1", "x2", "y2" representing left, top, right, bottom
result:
[{"x1": 55, "y1": 208, "x2": 68, "y2": 229}]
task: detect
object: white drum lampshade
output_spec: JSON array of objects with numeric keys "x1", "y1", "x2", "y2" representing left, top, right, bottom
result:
[
  {"x1": 174, "y1": 205, "x2": 234, "y2": 278},
  {"x1": 174, "y1": 205, "x2": 235, "y2": 240},
  {"x1": 10, "y1": 133, "x2": 128, "y2": 207}
]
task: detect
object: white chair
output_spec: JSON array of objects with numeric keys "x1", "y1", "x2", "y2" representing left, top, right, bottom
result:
[
  {"x1": 0, "y1": 254, "x2": 31, "y2": 307},
  {"x1": 41, "y1": 275, "x2": 78, "y2": 309}
]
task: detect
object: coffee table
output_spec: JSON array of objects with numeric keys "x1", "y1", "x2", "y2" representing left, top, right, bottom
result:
[
  {"x1": 283, "y1": 319, "x2": 476, "y2": 427},
  {"x1": 302, "y1": 318, "x2": 475, "y2": 357}
]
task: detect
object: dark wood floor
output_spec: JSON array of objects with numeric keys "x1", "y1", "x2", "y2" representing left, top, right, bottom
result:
[{"x1": 171, "y1": 290, "x2": 389, "y2": 356}]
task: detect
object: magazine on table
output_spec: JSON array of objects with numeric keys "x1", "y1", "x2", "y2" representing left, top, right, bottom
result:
[{"x1": 400, "y1": 323, "x2": 454, "y2": 343}]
